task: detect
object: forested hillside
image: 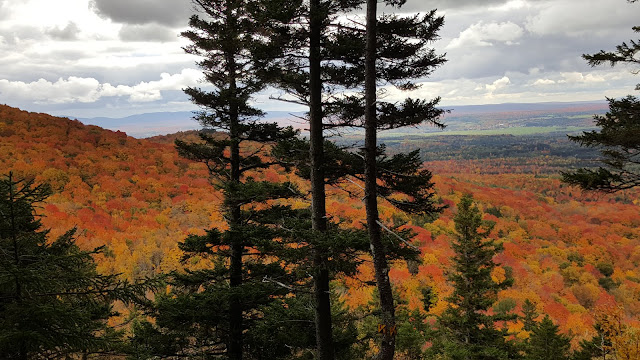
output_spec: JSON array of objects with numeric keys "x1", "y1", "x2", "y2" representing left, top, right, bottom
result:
[
  {"x1": 2, "y1": 104, "x2": 640, "y2": 356},
  {"x1": 0, "y1": 105, "x2": 223, "y2": 279}
]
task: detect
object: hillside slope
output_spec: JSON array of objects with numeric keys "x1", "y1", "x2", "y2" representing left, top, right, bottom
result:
[
  {"x1": 2, "y1": 104, "x2": 640, "y2": 345},
  {"x1": 0, "y1": 104, "x2": 223, "y2": 278}
]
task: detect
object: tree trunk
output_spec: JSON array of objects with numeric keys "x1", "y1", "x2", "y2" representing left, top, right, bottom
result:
[
  {"x1": 309, "y1": 0, "x2": 334, "y2": 359},
  {"x1": 8, "y1": 173, "x2": 26, "y2": 360},
  {"x1": 226, "y1": 3, "x2": 243, "y2": 359},
  {"x1": 364, "y1": 1, "x2": 396, "y2": 360}
]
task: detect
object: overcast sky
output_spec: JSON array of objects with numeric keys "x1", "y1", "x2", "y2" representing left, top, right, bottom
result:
[{"x1": 0, "y1": 0, "x2": 638, "y2": 118}]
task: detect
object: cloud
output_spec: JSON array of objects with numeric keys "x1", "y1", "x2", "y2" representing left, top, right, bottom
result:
[
  {"x1": 89, "y1": 0, "x2": 192, "y2": 27},
  {"x1": 0, "y1": 25, "x2": 44, "y2": 44},
  {"x1": 0, "y1": 68, "x2": 202, "y2": 104},
  {"x1": 119, "y1": 24, "x2": 177, "y2": 42},
  {"x1": 558, "y1": 72, "x2": 605, "y2": 84},
  {"x1": 525, "y1": 0, "x2": 638, "y2": 36},
  {"x1": 396, "y1": 0, "x2": 526, "y2": 12},
  {"x1": 447, "y1": 21, "x2": 523, "y2": 49},
  {"x1": 46, "y1": 22, "x2": 80, "y2": 40},
  {"x1": 0, "y1": 76, "x2": 102, "y2": 103},
  {"x1": 0, "y1": 0, "x2": 10, "y2": 20},
  {"x1": 534, "y1": 78, "x2": 555, "y2": 85},
  {"x1": 485, "y1": 76, "x2": 511, "y2": 93},
  {"x1": 388, "y1": 0, "x2": 550, "y2": 12}
]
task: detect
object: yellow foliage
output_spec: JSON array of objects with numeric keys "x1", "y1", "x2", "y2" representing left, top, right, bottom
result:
[
  {"x1": 492, "y1": 267, "x2": 507, "y2": 284},
  {"x1": 422, "y1": 253, "x2": 439, "y2": 265}
]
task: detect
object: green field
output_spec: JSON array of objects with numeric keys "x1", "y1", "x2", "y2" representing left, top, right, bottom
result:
[{"x1": 375, "y1": 126, "x2": 595, "y2": 139}]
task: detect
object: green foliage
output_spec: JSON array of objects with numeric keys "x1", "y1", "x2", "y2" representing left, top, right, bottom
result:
[
  {"x1": 524, "y1": 316, "x2": 571, "y2": 360},
  {"x1": 567, "y1": 252, "x2": 585, "y2": 266},
  {"x1": 522, "y1": 299, "x2": 539, "y2": 332},
  {"x1": 598, "y1": 276, "x2": 619, "y2": 291},
  {"x1": 0, "y1": 173, "x2": 135, "y2": 359},
  {"x1": 563, "y1": 1, "x2": 640, "y2": 192},
  {"x1": 562, "y1": 96, "x2": 640, "y2": 192},
  {"x1": 429, "y1": 194, "x2": 518, "y2": 360},
  {"x1": 485, "y1": 206, "x2": 503, "y2": 218},
  {"x1": 596, "y1": 262, "x2": 615, "y2": 277},
  {"x1": 143, "y1": 1, "x2": 307, "y2": 358},
  {"x1": 494, "y1": 298, "x2": 517, "y2": 316}
]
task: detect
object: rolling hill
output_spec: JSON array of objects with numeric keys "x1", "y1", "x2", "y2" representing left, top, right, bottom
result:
[{"x1": 2, "y1": 104, "x2": 640, "y2": 347}]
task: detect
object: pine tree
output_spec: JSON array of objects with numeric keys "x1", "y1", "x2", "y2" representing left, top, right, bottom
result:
[
  {"x1": 522, "y1": 299, "x2": 539, "y2": 332},
  {"x1": 138, "y1": 1, "x2": 304, "y2": 358},
  {"x1": 562, "y1": 0, "x2": 640, "y2": 192},
  {"x1": 265, "y1": 2, "x2": 369, "y2": 358},
  {"x1": 0, "y1": 173, "x2": 136, "y2": 359},
  {"x1": 360, "y1": 3, "x2": 445, "y2": 359},
  {"x1": 430, "y1": 194, "x2": 516, "y2": 360},
  {"x1": 265, "y1": 2, "x2": 445, "y2": 358},
  {"x1": 525, "y1": 316, "x2": 571, "y2": 360}
]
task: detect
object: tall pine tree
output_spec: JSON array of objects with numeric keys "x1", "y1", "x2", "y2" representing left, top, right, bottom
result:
[
  {"x1": 430, "y1": 194, "x2": 516, "y2": 360},
  {"x1": 364, "y1": 3, "x2": 444, "y2": 359},
  {"x1": 138, "y1": 1, "x2": 304, "y2": 358},
  {"x1": 265, "y1": 1, "x2": 368, "y2": 358}
]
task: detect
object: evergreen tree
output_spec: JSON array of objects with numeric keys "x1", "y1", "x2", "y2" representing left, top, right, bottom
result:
[
  {"x1": 562, "y1": 0, "x2": 640, "y2": 192},
  {"x1": 265, "y1": 2, "x2": 369, "y2": 358},
  {"x1": 262, "y1": 2, "x2": 445, "y2": 358},
  {"x1": 522, "y1": 299, "x2": 538, "y2": 332},
  {"x1": 360, "y1": 3, "x2": 445, "y2": 359},
  {"x1": 525, "y1": 316, "x2": 571, "y2": 360},
  {"x1": 0, "y1": 173, "x2": 137, "y2": 359},
  {"x1": 430, "y1": 194, "x2": 517, "y2": 360},
  {"x1": 137, "y1": 1, "x2": 304, "y2": 358},
  {"x1": 273, "y1": 3, "x2": 446, "y2": 357}
]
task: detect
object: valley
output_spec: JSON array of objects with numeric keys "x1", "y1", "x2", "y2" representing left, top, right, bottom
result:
[{"x1": 2, "y1": 104, "x2": 639, "y2": 351}]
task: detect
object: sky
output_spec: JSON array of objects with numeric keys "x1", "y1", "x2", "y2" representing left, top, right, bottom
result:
[{"x1": 0, "y1": 0, "x2": 638, "y2": 118}]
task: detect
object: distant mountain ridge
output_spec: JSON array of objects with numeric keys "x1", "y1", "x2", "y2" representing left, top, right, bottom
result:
[
  {"x1": 76, "y1": 110, "x2": 307, "y2": 138},
  {"x1": 72, "y1": 101, "x2": 609, "y2": 138}
]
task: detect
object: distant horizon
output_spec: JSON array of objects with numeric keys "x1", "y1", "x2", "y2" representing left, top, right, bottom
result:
[
  {"x1": 1, "y1": 0, "x2": 637, "y2": 120},
  {"x1": 30, "y1": 98, "x2": 606, "y2": 138},
  {"x1": 63, "y1": 98, "x2": 609, "y2": 121}
]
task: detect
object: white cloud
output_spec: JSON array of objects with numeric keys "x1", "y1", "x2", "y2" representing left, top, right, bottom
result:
[
  {"x1": 447, "y1": 21, "x2": 524, "y2": 49},
  {"x1": 485, "y1": 76, "x2": 511, "y2": 93},
  {"x1": 558, "y1": 72, "x2": 605, "y2": 84},
  {"x1": 488, "y1": 0, "x2": 531, "y2": 12},
  {"x1": 0, "y1": 77, "x2": 102, "y2": 103},
  {"x1": 0, "y1": 68, "x2": 202, "y2": 104},
  {"x1": 534, "y1": 78, "x2": 555, "y2": 85}
]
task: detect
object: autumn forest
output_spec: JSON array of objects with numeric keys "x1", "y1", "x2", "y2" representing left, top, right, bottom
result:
[{"x1": 1, "y1": 0, "x2": 639, "y2": 359}]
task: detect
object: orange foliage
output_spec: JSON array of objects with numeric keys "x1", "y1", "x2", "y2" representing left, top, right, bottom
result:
[{"x1": 4, "y1": 104, "x2": 640, "y2": 344}]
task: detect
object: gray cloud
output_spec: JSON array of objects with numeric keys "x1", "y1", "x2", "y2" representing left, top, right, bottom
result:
[
  {"x1": 89, "y1": 0, "x2": 192, "y2": 27},
  {"x1": 119, "y1": 24, "x2": 177, "y2": 42},
  {"x1": 0, "y1": 1, "x2": 9, "y2": 21},
  {"x1": 46, "y1": 22, "x2": 80, "y2": 40},
  {"x1": 0, "y1": 25, "x2": 44, "y2": 45},
  {"x1": 391, "y1": 0, "x2": 543, "y2": 12},
  {"x1": 2, "y1": 0, "x2": 638, "y2": 118}
]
